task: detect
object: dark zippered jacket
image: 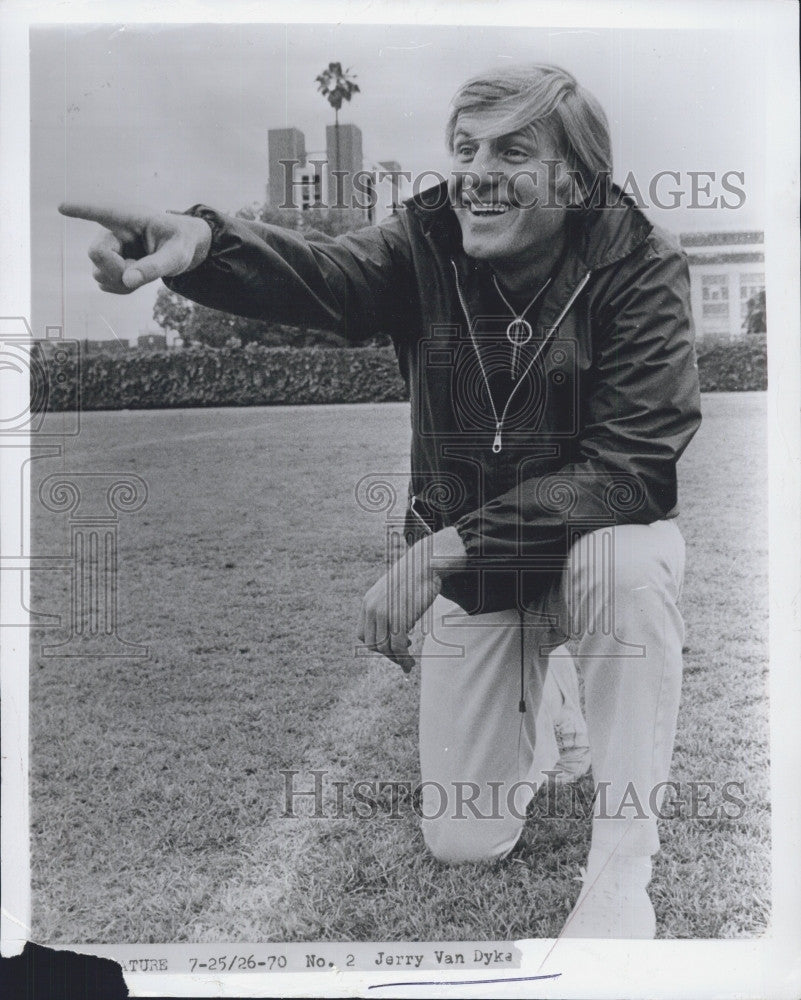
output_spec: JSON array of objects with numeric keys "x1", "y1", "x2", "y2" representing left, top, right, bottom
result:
[{"x1": 167, "y1": 184, "x2": 702, "y2": 614}]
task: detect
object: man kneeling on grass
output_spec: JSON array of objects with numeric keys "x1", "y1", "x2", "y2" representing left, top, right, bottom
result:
[{"x1": 60, "y1": 63, "x2": 701, "y2": 938}]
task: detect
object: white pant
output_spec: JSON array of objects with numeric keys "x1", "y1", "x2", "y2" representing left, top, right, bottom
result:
[{"x1": 418, "y1": 519, "x2": 686, "y2": 863}]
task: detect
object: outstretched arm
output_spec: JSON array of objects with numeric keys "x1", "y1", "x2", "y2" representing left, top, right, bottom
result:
[
  {"x1": 59, "y1": 201, "x2": 416, "y2": 343},
  {"x1": 61, "y1": 197, "x2": 429, "y2": 667},
  {"x1": 163, "y1": 206, "x2": 415, "y2": 342}
]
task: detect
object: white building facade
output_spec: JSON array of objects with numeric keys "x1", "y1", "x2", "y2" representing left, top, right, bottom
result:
[{"x1": 679, "y1": 231, "x2": 765, "y2": 340}]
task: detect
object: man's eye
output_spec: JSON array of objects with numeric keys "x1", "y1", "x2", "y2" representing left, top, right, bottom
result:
[
  {"x1": 455, "y1": 145, "x2": 476, "y2": 158},
  {"x1": 503, "y1": 147, "x2": 529, "y2": 160}
]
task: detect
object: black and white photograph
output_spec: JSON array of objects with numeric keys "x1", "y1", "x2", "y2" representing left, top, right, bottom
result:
[{"x1": 1, "y1": 1, "x2": 799, "y2": 997}]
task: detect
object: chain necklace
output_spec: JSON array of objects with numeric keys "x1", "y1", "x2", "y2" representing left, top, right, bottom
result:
[
  {"x1": 491, "y1": 273, "x2": 552, "y2": 380},
  {"x1": 451, "y1": 260, "x2": 591, "y2": 453}
]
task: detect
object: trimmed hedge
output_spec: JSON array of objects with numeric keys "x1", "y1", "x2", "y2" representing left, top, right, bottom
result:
[
  {"x1": 696, "y1": 339, "x2": 767, "y2": 392},
  {"x1": 40, "y1": 339, "x2": 767, "y2": 412},
  {"x1": 42, "y1": 344, "x2": 409, "y2": 411}
]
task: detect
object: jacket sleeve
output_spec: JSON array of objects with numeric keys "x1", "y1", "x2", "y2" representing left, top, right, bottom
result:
[
  {"x1": 453, "y1": 245, "x2": 703, "y2": 561},
  {"x1": 164, "y1": 206, "x2": 417, "y2": 343}
]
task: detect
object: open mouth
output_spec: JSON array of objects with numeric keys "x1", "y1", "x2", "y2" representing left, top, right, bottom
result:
[{"x1": 462, "y1": 199, "x2": 511, "y2": 216}]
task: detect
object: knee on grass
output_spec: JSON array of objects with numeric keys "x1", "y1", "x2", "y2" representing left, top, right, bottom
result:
[{"x1": 422, "y1": 817, "x2": 521, "y2": 865}]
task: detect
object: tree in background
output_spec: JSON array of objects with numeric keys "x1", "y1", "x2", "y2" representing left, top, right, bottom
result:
[
  {"x1": 238, "y1": 201, "x2": 368, "y2": 239},
  {"x1": 743, "y1": 289, "x2": 767, "y2": 335},
  {"x1": 153, "y1": 286, "x2": 193, "y2": 340},
  {"x1": 315, "y1": 62, "x2": 360, "y2": 187}
]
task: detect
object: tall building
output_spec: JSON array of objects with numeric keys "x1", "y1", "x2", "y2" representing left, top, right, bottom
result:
[
  {"x1": 267, "y1": 127, "x2": 307, "y2": 207},
  {"x1": 266, "y1": 122, "x2": 400, "y2": 222},
  {"x1": 325, "y1": 123, "x2": 363, "y2": 210}
]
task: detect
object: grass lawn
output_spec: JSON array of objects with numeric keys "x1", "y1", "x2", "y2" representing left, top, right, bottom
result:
[{"x1": 28, "y1": 392, "x2": 769, "y2": 942}]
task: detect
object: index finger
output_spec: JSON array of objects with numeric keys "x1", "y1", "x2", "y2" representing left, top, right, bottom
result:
[{"x1": 58, "y1": 201, "x2": 141, "y2": 230}]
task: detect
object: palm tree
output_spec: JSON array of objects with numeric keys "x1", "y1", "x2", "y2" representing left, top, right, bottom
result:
[{"x1": 315, "y1": 62, "x2": 360, "y2": 190}]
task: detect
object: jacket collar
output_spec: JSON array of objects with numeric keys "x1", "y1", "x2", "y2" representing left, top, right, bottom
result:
[{"x1": 403, "y1": 180, "x2": 653, "y2": 274}]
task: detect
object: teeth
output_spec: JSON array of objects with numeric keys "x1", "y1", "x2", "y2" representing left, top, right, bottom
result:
[{"x1": 465, "y1": 202, "x2": 509, "y2": 214}]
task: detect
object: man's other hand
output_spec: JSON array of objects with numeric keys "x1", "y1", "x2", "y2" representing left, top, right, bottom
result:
[
  {"x1": 358, "y1": 526, "x2": 467, "y2": 672},
  {"x1": 58, "y1": 203, "x2": 212, "y2": 293},
  {"x1": 358, "y1": 536, "x2": 439, "y2": 672}
]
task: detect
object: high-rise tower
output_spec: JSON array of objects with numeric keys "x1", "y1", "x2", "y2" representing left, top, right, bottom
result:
[{"x1": 267, "y1": 128, "x2": 307, "y2": 207}]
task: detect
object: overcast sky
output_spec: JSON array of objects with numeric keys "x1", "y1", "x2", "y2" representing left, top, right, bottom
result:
[{"x1": 31, "y1": 21, "x2": 768, "y2": 342}]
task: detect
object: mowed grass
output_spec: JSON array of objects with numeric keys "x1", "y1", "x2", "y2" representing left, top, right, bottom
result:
[{"x1": 28, "y1": 393, "x2": 769, "y2": 943}]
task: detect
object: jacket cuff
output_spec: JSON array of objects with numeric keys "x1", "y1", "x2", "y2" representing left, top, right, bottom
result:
[
  {"x1": 178, "y1": 204, "x2": 227, "y2": 263},
  {"x1": 453, "y1": 510, "x2": 484, "y2": 560},
  {"x1": 174, "y1": 203, "x2": 225, "y2": 234},
  {"x1": 163, "y1": 206, "x2": 237, "y2": 298}
]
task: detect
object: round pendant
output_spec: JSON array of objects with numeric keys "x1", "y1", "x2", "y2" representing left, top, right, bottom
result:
[{"x1": 506, "y1": 318, "x2": 533, "y2": 346}]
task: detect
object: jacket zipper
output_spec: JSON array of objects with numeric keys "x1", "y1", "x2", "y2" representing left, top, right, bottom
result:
[{"x1": 450, "y1": 260, "x2": 591, "y2": 453}]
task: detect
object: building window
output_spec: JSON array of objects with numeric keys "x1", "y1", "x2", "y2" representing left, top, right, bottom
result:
[
  {"x1": 701, "y1": 274, "x2": 729, "y2": 319},
  {"x1": 701, "y1": 274, "x2": 728, "y2": 300},
  {"x1": 299, "y1": 172, "x2": 322, "y2": 210},
  {"x1": 740, "y1": 272, "x2": 765, "y2": 320}
]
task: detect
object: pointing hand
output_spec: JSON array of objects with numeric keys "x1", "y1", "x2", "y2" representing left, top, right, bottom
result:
[{"x1": 58, "y1": 203, "x2": 212, "y2": 294}]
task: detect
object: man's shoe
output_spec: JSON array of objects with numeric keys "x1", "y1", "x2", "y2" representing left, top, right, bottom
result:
[{"x1": 560, "y1": 853, "x2": 656, "y2": 939}]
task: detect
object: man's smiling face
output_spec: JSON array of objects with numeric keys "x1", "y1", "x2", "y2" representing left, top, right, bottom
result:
[{"x1": 448, "y1": 109, "x2": 570, "y2": 268}]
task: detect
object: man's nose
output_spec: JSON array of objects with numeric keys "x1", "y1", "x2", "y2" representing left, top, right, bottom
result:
[
  {"x1": 459, "y1": 147, "x2": 507, "y2": 204},
  {"x1": 470, "y1": 145, "x2": 505, "y2": 184}
]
